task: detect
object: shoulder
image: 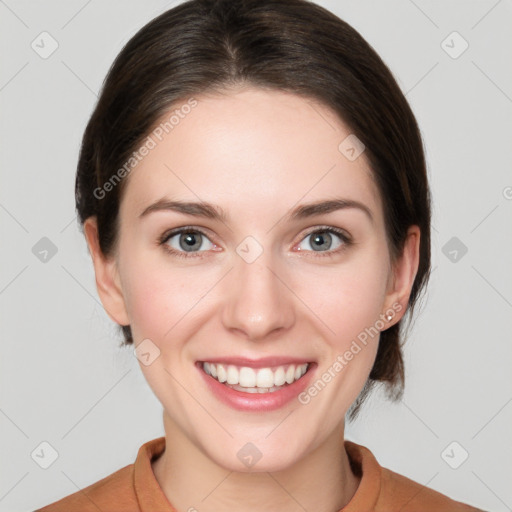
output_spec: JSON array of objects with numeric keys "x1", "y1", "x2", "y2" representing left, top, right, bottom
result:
[
  {"x1": 34, "y1": 464, "x2": 139, "y2": 512},
  {"x1": 33, "y1": 437, "x2": 168, "y2": 512},
  {"x1": 344, "y1": 440, "x2": 486, "y2": 512},
  {"x1": 377, "y1": 466, "x2": 485, "y2": 512}
]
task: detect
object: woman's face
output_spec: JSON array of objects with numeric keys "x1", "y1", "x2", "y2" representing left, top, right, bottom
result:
[{"x1": 90, "y1": 86, "x2": 413, "y2": 472}]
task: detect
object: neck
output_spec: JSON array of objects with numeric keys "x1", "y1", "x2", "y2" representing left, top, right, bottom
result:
[{"x1": 152, "y1": 413, "x2": 360, "y2": 512}]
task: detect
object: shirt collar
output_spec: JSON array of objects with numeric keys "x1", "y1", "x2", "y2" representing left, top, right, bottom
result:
[
  {"x1": 133, "y1": 437, "x2": 381, "y2": 512},
  {"x1": 134, "y1": 436, "x2": 176, "y2": 511}
]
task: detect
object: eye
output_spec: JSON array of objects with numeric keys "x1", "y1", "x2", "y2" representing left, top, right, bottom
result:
[
  {"x1": 159, "y1": 227, "x2": 218, "y2": 258},
  {"x1": 296, "y1": 227, "x2": 352, "y2": 256},
  {"x1": 159, "y1": 225, "x2": 352, "y2": 259}
]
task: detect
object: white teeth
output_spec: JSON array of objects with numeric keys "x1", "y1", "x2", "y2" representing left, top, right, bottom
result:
[
  {"x1": 226, "y1": 365, "x2": 238, "y2": 385},
  {"x1": 256, "y1": 368, "x2": 274, "y2": 388},
  {"x1": 274, "y1": 366, "x2": 286, "y2": 386},
  {"x1": 217, "y1": 364, "x2": 227, "y2": 383},
  {"x1": 239, "y1": 367, "x2": 256, "y2": 387},
  {"x1": 285, "y1": 365, "x2": 295, "y2": 384},
  {"x1": 226, "y1": 383, "x2": 286, "y2": 393},
  {"x1": 202, "y1": 361, "x2": 309, "y2": 390}
]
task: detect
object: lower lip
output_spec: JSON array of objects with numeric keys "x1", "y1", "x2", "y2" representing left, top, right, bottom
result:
[{"x1": 196, "y1": 362, "x2": 316, "y2": 412}]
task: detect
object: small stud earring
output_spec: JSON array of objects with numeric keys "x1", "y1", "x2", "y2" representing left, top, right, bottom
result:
[{"x1": 386, "y1": 313, "x2": 393, "y2": 322}]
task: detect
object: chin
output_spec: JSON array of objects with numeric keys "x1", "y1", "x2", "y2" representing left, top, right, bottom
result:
[{"x1": 201, "y1": 433, "x2": 311, "y2": 474}]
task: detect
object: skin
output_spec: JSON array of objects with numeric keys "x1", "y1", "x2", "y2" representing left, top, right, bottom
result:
[{"x1": 84, "y1": 86, "x2": 420, "y2": 512}]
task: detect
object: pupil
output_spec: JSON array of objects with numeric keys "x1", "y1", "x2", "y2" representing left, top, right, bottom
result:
[
  {"x1": 181, "y1": 232, "x2": 201, "y2": 251},
  {"x1": 312, "y1": 232, "x2": 331, "y2": 250}
]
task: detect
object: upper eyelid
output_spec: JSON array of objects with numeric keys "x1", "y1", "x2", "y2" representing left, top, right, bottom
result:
[{"x1": 160, "y1": 225, "x2": 216, "y2": 243}]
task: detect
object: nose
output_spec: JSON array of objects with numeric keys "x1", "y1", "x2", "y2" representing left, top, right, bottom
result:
[{"x1": 221, "y1": 248, "x2": 296, "y2": 342}]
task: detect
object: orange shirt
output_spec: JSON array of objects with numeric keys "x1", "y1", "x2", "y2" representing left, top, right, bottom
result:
[{"x1": 35, "y1": 437, "x2": 484, "y2": 512}]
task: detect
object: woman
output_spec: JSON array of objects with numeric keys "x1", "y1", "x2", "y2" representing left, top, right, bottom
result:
[{"x1": 36, "y1": 0, "x2": 484, "y2": 510}]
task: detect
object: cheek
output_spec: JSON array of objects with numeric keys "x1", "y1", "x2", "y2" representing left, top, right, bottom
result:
[
  {"x1": 118, "y1": 245, "x2": 176, "y2": 342},
  {"x1": 297, "y1": 264, "x2": 387, "y2": 406},
  {"x1": 119, "y1": 248, "x2": 215, "y2": 345},
  {"x1": 294, "y1": 253, "x2": 389, "y2": 345},
  {"x1": 123, "y1": 272, "x2": 185, "y2": 343}
]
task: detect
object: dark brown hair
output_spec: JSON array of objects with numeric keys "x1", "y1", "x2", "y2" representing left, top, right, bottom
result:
[{"x1": 75, "y1": 0, "x2": 431, "y2": 419}]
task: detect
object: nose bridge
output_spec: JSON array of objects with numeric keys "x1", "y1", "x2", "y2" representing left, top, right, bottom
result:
[{"x1": 221, "y1": 240, "x2": 295, "y2": 340}]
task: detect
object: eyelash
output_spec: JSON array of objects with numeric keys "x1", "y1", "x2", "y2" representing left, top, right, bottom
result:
[{"x1": 158, "y1": 225, "x2": 353, "y2": 260}]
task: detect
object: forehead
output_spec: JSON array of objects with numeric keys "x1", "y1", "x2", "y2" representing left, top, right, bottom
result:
[{"x1": 120, "y1": 87, "x2": 383, "y2": 225}]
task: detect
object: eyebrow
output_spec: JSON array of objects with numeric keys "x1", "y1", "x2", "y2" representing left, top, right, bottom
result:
[{"x1": 139, "y1": 197, "x2": 373, "y2": 224}]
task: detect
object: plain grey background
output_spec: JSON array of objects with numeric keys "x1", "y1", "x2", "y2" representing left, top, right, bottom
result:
[{"x1": 1, "y1": 1, "x2": 511, "y2": 511}]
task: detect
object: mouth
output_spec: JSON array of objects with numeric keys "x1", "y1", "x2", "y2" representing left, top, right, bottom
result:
[{"x1": 198, "y1": 361, "x2": 312, "y2": 394}]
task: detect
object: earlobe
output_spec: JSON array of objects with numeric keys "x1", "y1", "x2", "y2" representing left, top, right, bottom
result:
[
  {"x1": 83, "y1": 217, "x2": 130, "y2": 327},
  {"x1": 383, "y1": 226, "x2": 421, "y2": 324}
]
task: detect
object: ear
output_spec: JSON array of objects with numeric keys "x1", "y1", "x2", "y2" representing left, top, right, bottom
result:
[
  {"x1": 83, "y1": 217, "x2": 130, "y2": 327},
  {"x1": 382, "y1": 225, "x2": 421, "y2": 325}
]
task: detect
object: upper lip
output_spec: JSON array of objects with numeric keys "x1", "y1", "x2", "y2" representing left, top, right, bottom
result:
[{"x1": 198, "y1": 356, "x2": 314, "y2": 369}]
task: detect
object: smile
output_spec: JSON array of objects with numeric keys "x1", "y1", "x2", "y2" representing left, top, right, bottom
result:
[{"x1": 201, "y1": 361, "x2": 310, "y2": 393}]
